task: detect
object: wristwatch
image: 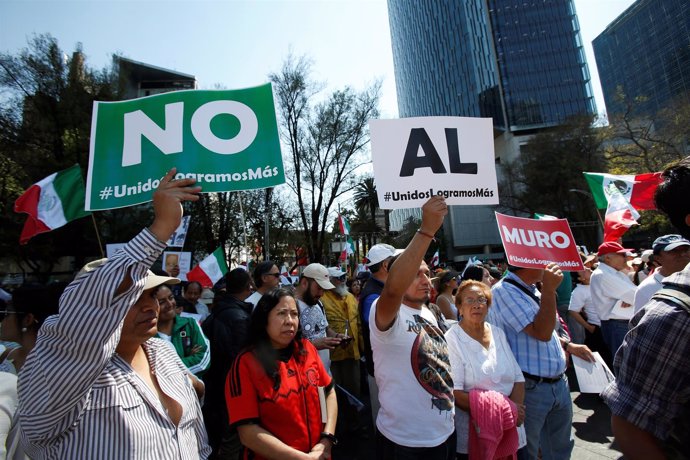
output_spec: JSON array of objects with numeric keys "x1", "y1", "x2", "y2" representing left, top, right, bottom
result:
[
  {"x1": 562, "y1": 338, "x2": 571, "y2": 351},
  {"x1": 320, "y1": 431, "x2": 338, "y2": 446}
]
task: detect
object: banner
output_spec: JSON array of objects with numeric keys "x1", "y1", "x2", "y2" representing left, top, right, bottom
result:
[
  {"x1": 163, "y1": 251, "x2": 192, "y2": 281},
  {"x1": 166, "y1": 216, "x2": 191, "y2": 248},
  {"x1": 495, "y1": 213, "x2": 584, "y2": 271},
  {"x1": 369, "y1": 117, "x2": 498, "y2": 209},
  {"x1": 86, "y1": 84, "x2": 284, "y2": 210}
]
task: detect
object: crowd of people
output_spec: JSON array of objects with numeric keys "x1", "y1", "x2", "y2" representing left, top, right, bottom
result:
[{"x1": 0, "y1": 157, "x2": 689, "y2": 459}]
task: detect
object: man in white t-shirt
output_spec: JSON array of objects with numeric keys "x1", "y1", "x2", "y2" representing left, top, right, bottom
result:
[
  {"x1": 633, "y1": 234, "x2": 690, "y2": 313},
  {"x1": 295, "y1": 263, "x2": 343, "y2": 370},
  {"x1": 370, "y1": 196, "x2": 455, "y2": 460}
]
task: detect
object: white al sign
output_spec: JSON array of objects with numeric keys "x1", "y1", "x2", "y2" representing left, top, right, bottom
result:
[{"x1": 369, "y1": 117, "x2": 498, "y2": 210}]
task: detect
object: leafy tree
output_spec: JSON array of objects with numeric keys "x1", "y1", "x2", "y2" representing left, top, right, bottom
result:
[
  {"x1": 499, "y1": 115, "x2": 606, "y2": 248},
  {"x1": 270, "y1": 55, "x2": 381, "y2": 263}
]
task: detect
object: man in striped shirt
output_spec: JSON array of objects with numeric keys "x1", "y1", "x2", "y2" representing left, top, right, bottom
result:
[{"x1": 16, "y1": 169, "x2": 211, "y2": 459}]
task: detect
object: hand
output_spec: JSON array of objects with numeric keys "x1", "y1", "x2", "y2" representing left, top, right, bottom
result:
[
  {"x1": 541, "y1": 263, "x2": 563, "y2": 292},
  {"x1": 586, "y1": 324, "x2": 596, "y2": 334},
  {"x1": 309, "y1": 440, "x2": 331, "y2": 460},
  {"x1": 567, "y1": 343, "x2": 596, "y2": 362},
  {"x1": 516, "y1": 403, "x2": 526, "y2": 426},
  {"x1": 149, "y1": 168, "x2": 201, "y2": 242},
  {"x1": 312, "y1": 336, "x2": 341, "y2": 350},
  {"x1": 419, "y1": 196, "x2": 447, "y2": 235},
  {"x1": 187, "y1": 372, "x2": 205, "y2": 399},
  {"x1": 621, "y1": 302, "x2": 632, "y2": 308}
]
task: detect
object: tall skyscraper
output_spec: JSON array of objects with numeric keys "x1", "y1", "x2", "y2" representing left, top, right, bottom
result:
[
  {"x1": 387, "y1": 0, "x2": 595, "y2": 260},
  {"x1": 593, "y1": 0, "x2": 690, "y2": 118}
]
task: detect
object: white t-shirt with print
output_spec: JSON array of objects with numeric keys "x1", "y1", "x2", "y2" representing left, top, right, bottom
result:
[
  {"x1": 369, "y1": 300, "x2": 455, "y2": 447},
  {"x1": 298, "y1": 299, "x2": 331, "y2": 371}
]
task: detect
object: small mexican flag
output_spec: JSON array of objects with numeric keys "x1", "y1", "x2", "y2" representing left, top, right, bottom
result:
[
  {"x1": 583, "y1": 172, "x2": 661, "y2": 210},
  {"x1": 429, "y1": 250, "x2": 440, "y2": 268},
  {"x1": 603, "y1": 184, "x2": 639, "y2": 242},
  {"x1": 186, "y1": 247, "x2": 228, "y2": 288},
  {"x1": 14, "y1": 164, "x2": 91, "y2": 244},
  {"x1": 338, "y1": 214, "x2": 351, "y2": 235},
  {"x1": 340, "y1": 237, "x2": 355, "y2": 261}
]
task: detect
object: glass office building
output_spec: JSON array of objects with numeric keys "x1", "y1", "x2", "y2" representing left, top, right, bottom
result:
[
  {"x1": 593, "y1": 0, "x2": 690, "y2": 117},
  {"x1": 387, "y1": 0, "x2": 595, "y2": 259}
]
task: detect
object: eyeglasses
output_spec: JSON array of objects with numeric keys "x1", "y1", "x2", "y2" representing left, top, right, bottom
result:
[
  {"x1": 0, "y1": 310, "x2": 24, "y2": 321},
  {"x1": 462, "y1": 297, "x2": 488, "y2": 305}
]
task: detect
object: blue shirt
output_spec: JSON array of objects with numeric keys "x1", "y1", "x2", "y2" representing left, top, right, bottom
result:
[{"x1": 488, "y1": 272, "x2": 567, "y2": 378}]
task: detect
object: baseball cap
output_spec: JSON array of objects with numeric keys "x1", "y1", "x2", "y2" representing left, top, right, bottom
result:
[
  {"x1": 327, "y1": 267, "x2": 347, "y2": 279},
  {"x1": 365, "y1": 244, "x2": 401, "y2": 267},
  {"x1": 640, "y1": 249, "x2": 653, "y2": 263},
  {"x1": 302, "y1": 263, "x2": 335, "y2": 289},
  {"x1": 652, "y1": 234, "x2": 690, "y2": 254},
  {"x1": 597, "y1": 241, "x2": 633, "y2": 257},
  {"x1": 199, "y1": 288, "x2": 214, "y2": 305},
  {"x1": 77, "y1": 258, "x2": 180, "y2": 290}
]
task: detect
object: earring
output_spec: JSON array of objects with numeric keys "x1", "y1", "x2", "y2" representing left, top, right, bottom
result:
[{"x1": 21, "y1": 327, "x2": 27, "y2": 332}]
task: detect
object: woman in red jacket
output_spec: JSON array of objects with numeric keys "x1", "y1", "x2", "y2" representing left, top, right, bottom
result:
[{"x1": 226, "y1": 287, "x2": 338, "y2": 460}]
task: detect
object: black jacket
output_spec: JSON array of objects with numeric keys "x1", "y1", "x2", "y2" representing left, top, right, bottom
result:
[{"x1": 201, "y1": 293, "x2": 253, "y2": 448}]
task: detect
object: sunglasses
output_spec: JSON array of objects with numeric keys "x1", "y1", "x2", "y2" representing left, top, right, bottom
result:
[{"x1": 0, "y1": 310, "x2": 24, "y2": 322}]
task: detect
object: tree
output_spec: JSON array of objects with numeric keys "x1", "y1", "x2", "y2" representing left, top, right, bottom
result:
[
  {"x1": 602, "y1": 88, "x2": 690, "y2": 174},
  {"x1": 270, "y1": 55, "x2": 381, "y2": 263},
  {"x1": 0, "y1": 34, "x2": 118, "y2": 278},
  {"x1": 499, "y1": 115, "x2": 606, "y2": 248}
]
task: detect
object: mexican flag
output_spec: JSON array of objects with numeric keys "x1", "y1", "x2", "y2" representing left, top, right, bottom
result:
[
  {"x1": 340, "y1": 237, "x2": 355, "y2": 261},
  {"x1": 186, "y1": 247, "x2": 228, "y2": 288},
  {"x1": 14, "y1": 164, "x2": 91, "y2": 244},
  {"x1": 583, "y1": 172, "x2": 662, "y2": 210},
  {"x1": 603, "y1": 184, "x2": 639, "y2": 242},
  {"x1": 338, "y1": 214, "x2": 351, "y2": 235},
  {"x1": 429, "y1": 250, "x2": 440, "y2": 268}
]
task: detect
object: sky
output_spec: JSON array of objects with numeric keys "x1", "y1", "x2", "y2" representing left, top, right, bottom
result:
[{"x1": 1, "y1": 0, "x2": 637, "y2": 121}]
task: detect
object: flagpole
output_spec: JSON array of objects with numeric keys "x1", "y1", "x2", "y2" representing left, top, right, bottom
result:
[{"x1": 91, "y1": 214, "x2": 105, "y2": 258}]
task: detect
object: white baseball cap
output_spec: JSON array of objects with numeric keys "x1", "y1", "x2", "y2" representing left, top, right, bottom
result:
[
  {"x1": 77, "y1": 258, "x2": 180, "y2": 290},
  {"x1": 365, "y1": 244, "x2": 401, "y2": 267},
  {"x1": 302, "y1": 263, "x2": 335, "y2": 289},
  {"x1": 327, "y1": 267, "x2": 347, "y2": 279}
]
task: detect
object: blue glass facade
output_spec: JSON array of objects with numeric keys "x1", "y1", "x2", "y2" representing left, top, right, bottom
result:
[
  {"x1": 593, "y1": 0, "x2": 690, "y2": 117},
  {"x1": 388, "y1": 0, "x2": 595, "y2": 132}
]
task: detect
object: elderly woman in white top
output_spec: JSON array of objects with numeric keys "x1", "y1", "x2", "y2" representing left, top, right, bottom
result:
[{"x1": 445, "y1": 280, "x2": 526, "y2": 459}]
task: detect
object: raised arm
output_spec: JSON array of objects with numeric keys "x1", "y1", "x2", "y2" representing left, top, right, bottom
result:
[
  {"x1": 18, "y1": 169, "x2": 200, "y2": 446},
  {"x1": 376, "y1": 196, "x2": 447, "y2": 331}
]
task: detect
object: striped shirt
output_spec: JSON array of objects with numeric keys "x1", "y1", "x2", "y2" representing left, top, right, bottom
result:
[
  {"x1": 488, "y1": 272, "x2": 567, "y2": 378},
  {"x1": 16, "y1": 229, "x2": 211, "y2": 459}
]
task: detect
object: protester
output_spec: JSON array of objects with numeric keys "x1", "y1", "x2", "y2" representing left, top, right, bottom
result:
[
  {"x1": 294, "y1": 263, "x2": 343, "y2": 370},
  {"x1": 602, "y1": 157, "x2": 690, "y2": 458},
  {"x1": 202, "y1": 268, "x2": 254, "y2": 459},
  {"x1": 16, "y1": 169, "x2": 211, "y2": 458},
  {"x1": 347, "y1": 278, "x2": 362, "y2": 299},
  {"x1": 245, "y1": 261, "x2": 281, "y2": 308},
  {"x1": 322, "y1": 267, "x2": 365, "y2": 433},
  {"x1": 590, "y1": 241, "x2": 637, "y2": 361},
  {"x1": 155, "y1": 283, "x2": 211, "y2": 377},
  {"x1": 0, "y1": 284, "x2": 63, "y2": 374},
  {"x1": 226, "y1": 287, "x2": 338, "y2": 460},
  {"x1": 434, "y1": 269, "x2": 459, "y2": 321},
  {"x1": 633, "y1": 234, "x2": 690, "y2": 313},
  {"x1": 446, "y1": 280, "x2": 526, "y2": 459},
  {"x1": 370, "y1": 196, "x2": 455, "y2": 460},
  {"x1": 488, "y1": 264, "x2": 595, "y2": 459},
  {"x1": 183, "y1": 281, "x2": 210, "y2": 321}
]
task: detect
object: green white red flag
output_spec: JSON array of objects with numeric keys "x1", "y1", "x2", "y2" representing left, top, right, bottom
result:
[
  {"x1": 338, "y1": 214, "x2": 351, "y2": 235},
  {"x1": 186, "y1": 247, "x2": 228, "y2": 288},
  {"x1": 430, "y1": 250, "x2": 440, "y2": 268},
  {"x1": 603, "y1": 184, "x2": 639, "y2": 242},
  {"x1": 339, "y1": 237, "x2": 355, "y2": 261},
  {"x1": 583, "y1": 172, "x2": 661, "y2": 210},
  {"x1": 14, "y1": 164, "x2": 91, "y2": 244}
]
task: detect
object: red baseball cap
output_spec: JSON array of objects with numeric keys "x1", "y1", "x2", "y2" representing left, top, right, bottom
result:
[{"x1": 597, "y1": 241, "x2": 633, "y2": 256}]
